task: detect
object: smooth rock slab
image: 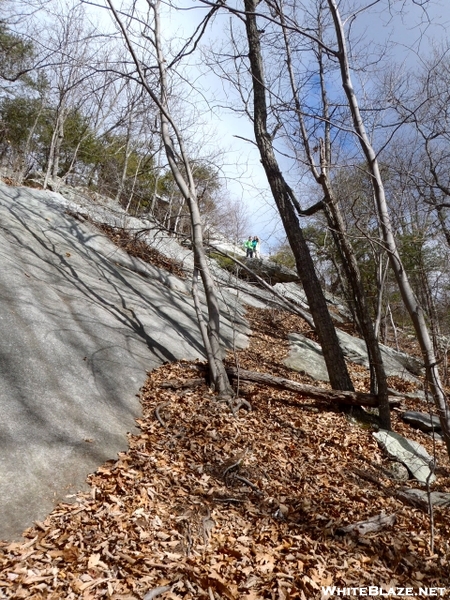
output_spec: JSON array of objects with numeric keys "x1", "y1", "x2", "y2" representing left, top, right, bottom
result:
[
  {"x1": 284, "y1": 334, "x2": 330, "y2": 381},
  {"x1": 0, "y1": 182, "x2": 249, "y2": 540},
  {"x1": 373, "y1": 430, "x2": 435, "y2": 484},
  {"x1": 285, "y1": 331, "x2": 422, "y2": 385},
  {"x1": 401, "y1": 411, "x2": 442, "y2": 433},
  {"x1": 399, "y1": 488, "x2": 450, "y2": 507}
]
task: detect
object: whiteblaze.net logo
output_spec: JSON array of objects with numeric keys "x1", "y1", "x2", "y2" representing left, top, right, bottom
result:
[{"x1": 321, "y1": 586, "x2": 446, "y2": 597}]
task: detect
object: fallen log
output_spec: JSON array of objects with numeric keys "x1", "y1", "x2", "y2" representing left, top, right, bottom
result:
[
  {"x1": 226, "y1": 367, "x2": 401, "y2": 408},
  {"x1": 336, "y1": 512, "x2": 396, "y2": 536}
]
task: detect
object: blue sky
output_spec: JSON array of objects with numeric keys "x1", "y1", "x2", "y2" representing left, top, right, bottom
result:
[
  {"x1": 161, "y1": 0, "x2": 449, "y2": 249},
  {"x1": 86, "y1": 0, "x2": 449, "y2": 253}
]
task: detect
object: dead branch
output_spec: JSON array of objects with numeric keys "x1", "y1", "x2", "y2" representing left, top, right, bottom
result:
[
  {"x1": 159, "y1": 378, "x2": 206, "y2": 389},
  {"x1": 352, "y1": 468, "x2": 428, "y2": 511},
  {"x1": 226, "y1": 367, "x2": 402, "y2": 408},
  {"x1": 234, "y1": 474, "x2": 260, "y2": 491},
  {"x1": 336, "y1": 512, "x2": 396, "y2": 536},
  {"x1": 212, "y1": 497, "x2": 245, "y2": 504},
  {"x1": 155, "y1": 402, "x2": 169, "y2": 428}
]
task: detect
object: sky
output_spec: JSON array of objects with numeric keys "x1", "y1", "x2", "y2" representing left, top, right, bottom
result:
[
  {"x1": 85, "y1": 0, "x2": 450, "y2": 253},
  {"x1": 159, "y1": 0, "x2": 450, "y2": 251}
]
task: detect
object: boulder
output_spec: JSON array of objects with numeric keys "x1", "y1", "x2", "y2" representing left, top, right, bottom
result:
[
  {"x1": 401, "y1": 411, "x2": 441, "y2": 433},
  {"x1": 398, "y1": 488, "x2": 450, "y2": 507},
  {"x1": 243, "y1": 258, "x2": 299, "y2": 284},
  {"x1": 284, "y1": 334, "x2": 330, "y2": 381},
  {"x1": 284, "y1": 331, "x2": 422, "y2": 387},
  {"x1": 373, "y1": 430, "x2": 435, "y2": 484}
]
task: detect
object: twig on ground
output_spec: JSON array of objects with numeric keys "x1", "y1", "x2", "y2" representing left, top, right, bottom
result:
[
  {"x1": 155, "y1": 402, "x2": 169, "y2": 428},
  {"x1": 234, "y1": 474, "x2": 260, "y2": 491}
]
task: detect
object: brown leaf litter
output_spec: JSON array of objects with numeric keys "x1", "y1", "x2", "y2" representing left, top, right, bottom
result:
[{"x1": 1, "y1": 307, "x2": 449, "y2": 599}]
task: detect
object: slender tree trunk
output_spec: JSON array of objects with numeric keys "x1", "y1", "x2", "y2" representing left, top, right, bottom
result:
[
  {"x1": 327, "y1": 0, "x2": 450, "y2": 455},
  {"x1": 106, "y1": 0, "x2": 233, "y2": 396},
  {"x1": 244, "y1": 0, "x2": 354, "y2": 392},
  {"x1": 51, "y1": 111, "x2": 65, "y2": 179},
  {"x1": 279, "y1": 13, "x2": 390, "y2": 426},
  {"x1": 17, "y1": 100, "x2": 45, "y2": 183},
  {"x1": 43, "y1": 124, "x2": 58, "y2": 189},
  {"x1": 116, "y1": 132, "x2": 131, "y2": 204}
]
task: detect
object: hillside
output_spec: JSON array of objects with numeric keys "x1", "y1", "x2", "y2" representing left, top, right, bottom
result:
[
  {"x1": 1, "y1": 304, "x2": 449, "y2": 599},
  {"x1": 0, "y1": 179, "x2": 449, "y2": 599}
]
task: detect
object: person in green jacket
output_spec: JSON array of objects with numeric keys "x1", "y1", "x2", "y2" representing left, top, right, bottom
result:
[
  {"x1": 244, "y1": 236, "x2": 253, "y2": 258},
  {"x1": 252, "y1": 236, "x2": 260, "y2": 258}
]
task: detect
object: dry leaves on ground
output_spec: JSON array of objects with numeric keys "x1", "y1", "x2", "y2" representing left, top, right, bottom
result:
[{"x1": 1, "y1": 308, "x2": 449, "y2": 600}]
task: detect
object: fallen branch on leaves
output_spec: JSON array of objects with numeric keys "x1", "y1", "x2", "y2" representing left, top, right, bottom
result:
[
  {"x1": 226, "y1": 367, "x2": 402, "y2": 408},
  {"x1": 336, "y1": 512, "x2": 396, "y2": 536},
  {"x1": 155, "y1": 402, "x2": 169, "y2": 428},
  {"x1": 352, "y1": 468, "x2": 429, "y2": 511},
  {"x1": 159, "y1": 378, "x2": 205, "y2": 389}
]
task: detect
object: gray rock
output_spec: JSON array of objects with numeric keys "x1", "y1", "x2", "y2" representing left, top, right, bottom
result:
[
  {"x1": 284, "y1": 330, "x2": 422, "y2": 386},
  {"x1": 335, "y1": 329, "x2": 422, "y2": 384},
  {"x1": 0, "y1": 181, "x2": 250, "y2": 539},
  {"x1": 373, "y1": 430, "x2": 435, "y2": 484},
  {"x1": 398, "y1": 488, "x2": 450, "y2": 507},
  {"x1": 284, "y1": 334, "x2": 330, "y2": 381},
  {"x1": 402, "y1": 411, "x2": 442, "y2": 433},
  {"x1": 386, "y1": 462, "x2": 410, "y2": 481},
  {"x1": 243, "y1": 258, "x2": 299, "y2": 284}
]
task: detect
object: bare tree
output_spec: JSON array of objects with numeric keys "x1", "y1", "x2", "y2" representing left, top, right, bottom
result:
[
  {"x1": 325, "y1": 0, "x2": 450, "y2": 454},
  {"x1": 39, "y1": 3, "x2": 100, "y2": 188},
  {"x1": 103, "y1": 0, "x2": 233, "y2": 396},
  {"x1": 242, "y1": 0, "x2": 355, "y2": 392},
  {"x1": 272, "y1": 0, "x2": 390, "y2": 427}
]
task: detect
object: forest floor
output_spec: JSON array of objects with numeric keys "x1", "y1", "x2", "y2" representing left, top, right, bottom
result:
[{"x1": 1, "y1": 305, "x2": 450, "y2": 600}]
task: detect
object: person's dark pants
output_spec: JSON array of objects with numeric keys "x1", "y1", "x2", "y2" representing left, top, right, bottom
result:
[{"x1": 246, "y1": 248, "x2": 253, "y2": 258}]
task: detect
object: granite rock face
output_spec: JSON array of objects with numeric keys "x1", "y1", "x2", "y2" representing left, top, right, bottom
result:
[
  {"x1": 0, "y1": 181, "x2": 250, "y2": 539},
  {"x1": 373, "y1": 430, "x2": 435, "y2": 484},
  {"x1": 399, "y1": 488, "x2": 450, "y2": 507},
  {"x1": 284, "y1": 331, "x2": 422, "y2": 387},
  {"x1": 401, "y1": 411, "x2": 441, "y2": 433}
]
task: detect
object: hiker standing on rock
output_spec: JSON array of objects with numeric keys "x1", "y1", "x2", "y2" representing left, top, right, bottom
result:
[
  {"x1": 252, "y1": 236, "x2": 260, "y2": 259},
  {"x1": 245, "y1": 236, "x2": 254, "y2": 258}
]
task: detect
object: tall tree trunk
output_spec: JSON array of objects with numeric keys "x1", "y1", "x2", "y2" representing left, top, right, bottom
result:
[
  {"x1": 279, "y1": 12, "x2": 390, "y2": 427},
  {"x1": 106, "y1": 0, "x2": 233, "y2": 396},
  {"x1": 327, "y1": 0, "x2": 450, "y2": 455},
  {"x1": 244, "y1": 0, "x2": 354, "y2": 392}
]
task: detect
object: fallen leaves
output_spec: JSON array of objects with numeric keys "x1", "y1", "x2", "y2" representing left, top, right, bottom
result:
[{"x1": 0, "y1": 308, "x2": 449, "y2": 599}]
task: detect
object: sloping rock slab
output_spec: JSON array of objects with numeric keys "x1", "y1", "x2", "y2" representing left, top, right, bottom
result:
[
  {"x1": 398, "y1": 488, "x2": 450, "y2": 507},
  {"x1": 373, "y1": 430, "x2": 435, "y2": 484},
  {"x1": 402, "y1": 411, "x2": 442, "y2": 433},
  {"x1": 284, "y1": 334, "x2": 330, "y2": 381},
  {"x1": 0, "y1": 182, "x2": 250, "y2": 539},
  {"x1": 274, "y1": 282, "x2": 352, "y2": 324},
  {"x1": 336, "y1": 329, "x2": 422, "y2": 383},
  {"x1": 284, "y1": 331, "x2": 422, "y2": 386},
  {"x1": 243, "y1": 258, "x2": 299, "y2": 284}
]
